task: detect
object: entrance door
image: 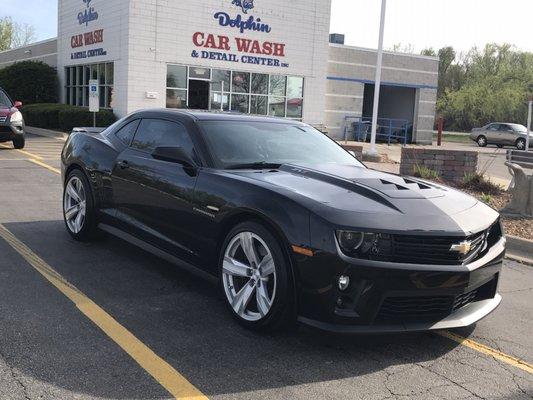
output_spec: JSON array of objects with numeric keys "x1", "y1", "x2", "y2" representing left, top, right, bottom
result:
[{"x1": 188, "y1": 80, "x2": 210, "y2": 110}]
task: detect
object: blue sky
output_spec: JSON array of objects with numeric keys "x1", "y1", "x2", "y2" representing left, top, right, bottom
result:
[
  {"x1": 2, "y1": 0, "x2": 58, "y2": 42},
  {"x1": 3, "y1": 0, "x2": 533, "y2": 52}
]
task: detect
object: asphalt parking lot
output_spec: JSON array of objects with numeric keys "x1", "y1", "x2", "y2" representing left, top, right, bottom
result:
[{"x1": 0, "y1": 134, "x2": 532, "y2": 400}]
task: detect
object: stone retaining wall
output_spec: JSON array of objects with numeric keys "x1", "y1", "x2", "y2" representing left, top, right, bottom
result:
[
  {"x1": 400, "y1": 148, "x2": 478, "y2": 182},
  {"x1": 340, "y1": 144, "x2": 363, "y2": 162}
]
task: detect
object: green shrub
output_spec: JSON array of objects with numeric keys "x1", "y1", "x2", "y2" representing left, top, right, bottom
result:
[
  {"x1": 480, "y1": 193, "x2": 493, "y2": 204},
  {"x1": 461, "y1": 172, "x2": 503, "y2": 195},
  {"x1": 413, "y1": 164, "x2": 440, "y2": 181},
  {"x1": 0, "y1": 61, "x2": 58, "y2": 105},
  {"x1": 21, "y1": 103, "x2": 117, "y2": 132}
]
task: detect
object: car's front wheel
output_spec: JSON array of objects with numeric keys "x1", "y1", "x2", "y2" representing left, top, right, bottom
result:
[
  {"x1": 12, "y1": 136, "x2": 25, "y2": 149},
  {"x1": 477, "y1": 135, "x2": 487, "y2": 147},
  {"x1": 63, "y1": 169, "x2": 97, "y2": 241},
  {"x1": 219, "y1": 222, "x2": 294, "y2": 331},
  {"x1": 516, "y1": 138, "x2": 526, "y2": 150}
]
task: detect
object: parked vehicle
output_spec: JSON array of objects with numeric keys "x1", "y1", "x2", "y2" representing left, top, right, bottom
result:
[
  {"x1": 61, "y1": 110, "x2": 505, "y2": 333},
  {"x1": 0, "y1": 88, "x2": 25, "y2": 149},
  {"x1": 470, "y1": 123, "x2": 531, "y2": 150}
]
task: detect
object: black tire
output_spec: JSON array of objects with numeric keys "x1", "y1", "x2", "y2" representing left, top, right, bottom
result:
[
  {"x1": 516, "y1": 138, "x2": 526, "y2": 151},
  {"x1": 63, "y1": 169, "x2": 98, "y2": 241},
  {"x1": 12, "y1": 136, "x2": 25, "y2": 149},
  {"x1": 476, "y1": 135, "x2": 487, "y2": 147},
  {"x1": 219, "y1": 221, "x2": 295, "y2": 332}
]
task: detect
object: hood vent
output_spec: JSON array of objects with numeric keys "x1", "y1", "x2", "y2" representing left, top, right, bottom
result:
[
  {"x1": 380, "y1": 179, "x2": 409, "y2": 191},
  {"x1": 402, "y1": 178, "x2": 432, "y2": 190}
]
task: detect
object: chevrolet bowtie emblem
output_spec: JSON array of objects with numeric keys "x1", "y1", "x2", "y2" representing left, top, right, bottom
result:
[{"x1": 450, "y1": 241, "x2": 472, "y2": 255}]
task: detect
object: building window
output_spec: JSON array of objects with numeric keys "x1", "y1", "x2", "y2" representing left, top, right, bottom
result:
[
  {"x1": 65, "y1": 63, "x2": 114, "y2": 109},
  {"x1": 166, "y1": 64, "x2": 304, "y2": 119}
]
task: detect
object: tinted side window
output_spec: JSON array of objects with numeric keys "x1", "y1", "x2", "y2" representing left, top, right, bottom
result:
[
  {"x1": 487, "y1": 124, "x2": 499, "y2": 131},
  {"x1": 114, "y1": 120, "x2": 140, "y2": 146},
  {"x1": 131, "y1": 119, "x2": 195, "y2": 157},
  {"x1": 498, "y1": 124, "x2": 512, "y2": 131}
]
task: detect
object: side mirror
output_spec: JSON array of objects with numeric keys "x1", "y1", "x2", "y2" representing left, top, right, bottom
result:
[
  {"x1": 152, "y1": 146, "x2": 196, "y2": 169},
  {"x1": 14, "y1": 101, "x2": 22, "y2": 108}
]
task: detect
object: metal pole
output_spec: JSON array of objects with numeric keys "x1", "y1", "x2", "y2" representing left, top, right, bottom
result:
[
  {"x1": 220, "y1": 81, "x2": 224, "y2": 111},
  {"x1": 93, "y1": 112, "x2": 96, "y2": 128},
  {"x1": 526, "y1": 100, "x2": 532, "y2": 152},
  {"x1": 369, "y1": 0, "x2": 387, "y2": 156}
]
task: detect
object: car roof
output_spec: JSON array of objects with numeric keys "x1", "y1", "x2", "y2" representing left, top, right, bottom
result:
[{"x1": 133, "y1": 108, "x2": 304, "y2": 125}]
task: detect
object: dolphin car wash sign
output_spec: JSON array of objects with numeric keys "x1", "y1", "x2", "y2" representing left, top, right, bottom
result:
[
  {"x1": 71, "y1": 0, "x2": 108, "y2": 60},
  {"x1": 78, "y1": 0, "x2": 99, "y2": 26},
  {"x1": 191, "y1": 0, "x2": 290, "y2": 68}
]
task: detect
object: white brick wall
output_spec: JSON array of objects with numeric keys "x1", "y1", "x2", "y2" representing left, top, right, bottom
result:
[
  {"x1": 57, "y1": 0, "x2": 331, "y2": 122},
  {"x1": 125, "y1": 0, "x2": 331, "y2": 123},
  {"x1": 57, "y1": 0, "x2": 130, "y2": 116}
]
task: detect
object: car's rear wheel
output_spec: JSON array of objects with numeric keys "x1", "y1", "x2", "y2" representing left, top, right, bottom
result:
[
  {"x1": 12, "y1": 136, "x2": 25, "y2": 149},
  {"x1": 219, "y1": 222, "x2": 294, "y2": 331},
  {"x1": 516, "y1": 138, "x2": 526, "y2": 150},
  {"x1": 477, "y1": 135, "x2": 487, "y2": 147},
  {"x1": 63, "y1": 169, "x2": 97, "y2": 241}
]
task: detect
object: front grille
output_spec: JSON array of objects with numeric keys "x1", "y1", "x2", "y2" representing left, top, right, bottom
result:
[
  {"x1": 375, "y1": 277, "x2": 498, "y2": 324},
  {"x1": 0, "y1": 116, "x2": 7, "y2": 123},
  {"x1": 377, "y1": 295, "x2": 453, "y2": 322},
  {"x1": 391, "y1": 227, "x2": 494, "y2": 265}
]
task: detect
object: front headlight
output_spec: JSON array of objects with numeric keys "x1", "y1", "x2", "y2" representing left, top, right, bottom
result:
[
  {"x1": 10, "y1": 111, "x2": 23, "y2": 124},
  {"x1": 336, "y1": 230, "x2": 392, "y2": 259}
]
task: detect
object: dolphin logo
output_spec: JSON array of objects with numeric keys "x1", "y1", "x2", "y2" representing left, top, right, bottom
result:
[{"x1": 232, "y1": 0, "x2": 254, "y2": 14}]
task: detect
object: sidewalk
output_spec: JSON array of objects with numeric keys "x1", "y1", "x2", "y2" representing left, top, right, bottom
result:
[
  {"x1": 341, "y1": 140, "x2": 512, "y2": 187},
  {"x1": 26, "y1": 126, "x2": 68, "y2": 141}
]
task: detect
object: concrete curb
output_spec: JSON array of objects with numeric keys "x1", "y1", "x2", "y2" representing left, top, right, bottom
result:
[
  {"x1": 26, "y1": 126, "x2": 68, "y2": 141},
  {"x1": 506, "y1": 235, "x2": 533, "y2": 266}
]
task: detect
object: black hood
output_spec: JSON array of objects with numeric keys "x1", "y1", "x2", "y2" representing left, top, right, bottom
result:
[{"x1": 228, "y1": 163, "x2": 500, "y2": 236}]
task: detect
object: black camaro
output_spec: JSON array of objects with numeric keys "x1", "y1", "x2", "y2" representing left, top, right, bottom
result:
[{"x1": 61, "y1": 109, "x2": 505, "y2": 333}]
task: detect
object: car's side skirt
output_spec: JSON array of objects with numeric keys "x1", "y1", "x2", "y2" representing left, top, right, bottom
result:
[{"x1": 98, "y1": 223, "x2": 218, "y2": 284}]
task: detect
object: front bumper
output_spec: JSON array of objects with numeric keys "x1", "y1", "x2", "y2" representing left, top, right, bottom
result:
[
  {"x1": 0, "y1": 123, "x2": 24, "y2": 142},
  {"x1": 295, "y1": 237, "x2": 505, "y2": 333}
]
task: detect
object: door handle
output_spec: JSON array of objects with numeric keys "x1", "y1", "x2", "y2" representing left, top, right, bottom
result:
[{"x1": 117, "y1": 160, "x2": 129, "y2": 170}]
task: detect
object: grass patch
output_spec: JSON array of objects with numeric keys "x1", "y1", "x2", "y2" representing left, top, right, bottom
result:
[
  {"x1": 413, "y1": 164, "x2": 441, "y2": 181},
  {"x1": 460, "y1": 172, "x2": 503, "y2": 195},
  {"x1": 432, "y1": 134, "x2": 472, "y2": 144}
]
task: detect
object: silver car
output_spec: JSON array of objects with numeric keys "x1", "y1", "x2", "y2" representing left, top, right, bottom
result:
[{"x1": 470, "y1": 123, "x2": 532, "y2": 150}]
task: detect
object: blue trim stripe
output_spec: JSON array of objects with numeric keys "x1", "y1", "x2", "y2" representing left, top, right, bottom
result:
[{"x1": 327, "y1": 76, "x2": 438, "y2": 90}]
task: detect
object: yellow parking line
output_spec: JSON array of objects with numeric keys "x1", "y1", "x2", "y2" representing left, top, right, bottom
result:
[
  {"x1": 438, "y1": 330, "x2": 533, "y2": 374},
  {"x1": 27, "y1": 158, "x2": 61, "y2": 175},
  {"x1": 0, "y1": 223, "x2": 208, "y2": 400},
  {"x1": 0, "y1": 143, "x2": 44, "y2": 160}
]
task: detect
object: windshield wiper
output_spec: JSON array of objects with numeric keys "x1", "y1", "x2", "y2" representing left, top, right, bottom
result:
[{"x1": 226, "y1": 161, "x2": 283, "y2": 170}]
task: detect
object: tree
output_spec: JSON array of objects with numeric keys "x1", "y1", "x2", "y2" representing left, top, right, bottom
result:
[
  {"x1": 437, "y1": 44, "x2": 533, "y2": 131},
  {"x1": 421, "y1": 48, "x2": 437, "y2": 57},
  {"x1": 0, "y1": 17, "x2": 36, "y2": 51},
  {"x1": 0, "y1": 61, "x2": 58, "y2": 105},
  {"x1": 389, "y1": 42, "x2": 415, "y2": 54}
]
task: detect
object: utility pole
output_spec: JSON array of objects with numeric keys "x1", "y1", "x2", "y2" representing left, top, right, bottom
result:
[
  {"x1": 368, "y1": 0, "x2": 387, "y2": 157},
  {"x1": 527, "y1": 98, "x2": 532, "y2": 152}
]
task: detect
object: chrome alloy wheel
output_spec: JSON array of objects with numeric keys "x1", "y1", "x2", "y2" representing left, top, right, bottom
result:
[
  {"x1": 63, "y1": 176, "x2": 87, "y2": 234},
  {"x1": 222, "y1": 232, "x2": 277, "y2": 322}
]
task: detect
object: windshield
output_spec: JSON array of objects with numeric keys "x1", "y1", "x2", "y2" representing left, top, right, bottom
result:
[
  {"x1": 508, "y1": 124, "x2": 528, "y2": 133},
  {"x1": 199, "y1": 120, "x2": 364, "y2": 169},
  {"x1": 0, "y1": 90, "x2": 13, "y2": 108}
]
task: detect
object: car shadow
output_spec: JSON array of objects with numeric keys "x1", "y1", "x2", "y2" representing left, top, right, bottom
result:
[{"x1": 0, "y1": 219, "x2": 483, "y2": 399}]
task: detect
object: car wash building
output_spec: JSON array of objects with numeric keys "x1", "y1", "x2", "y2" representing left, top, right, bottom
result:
[{"x1": 0, "y1": 0, "x2": 439, "y2": 144}]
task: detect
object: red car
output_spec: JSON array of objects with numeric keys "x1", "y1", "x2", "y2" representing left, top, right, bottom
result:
[{"x1": 0, "y1": 88, "x2": 25, "y2": 149}]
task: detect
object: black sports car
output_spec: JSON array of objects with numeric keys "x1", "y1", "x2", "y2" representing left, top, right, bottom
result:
[{"x1": 61, "y1": 109, "x2": 505, "y2": 333}]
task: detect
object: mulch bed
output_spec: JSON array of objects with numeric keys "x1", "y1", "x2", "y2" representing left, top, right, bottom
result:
[{"x1": 461, "y1": 190, "x2": 532, "y2": 239}]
